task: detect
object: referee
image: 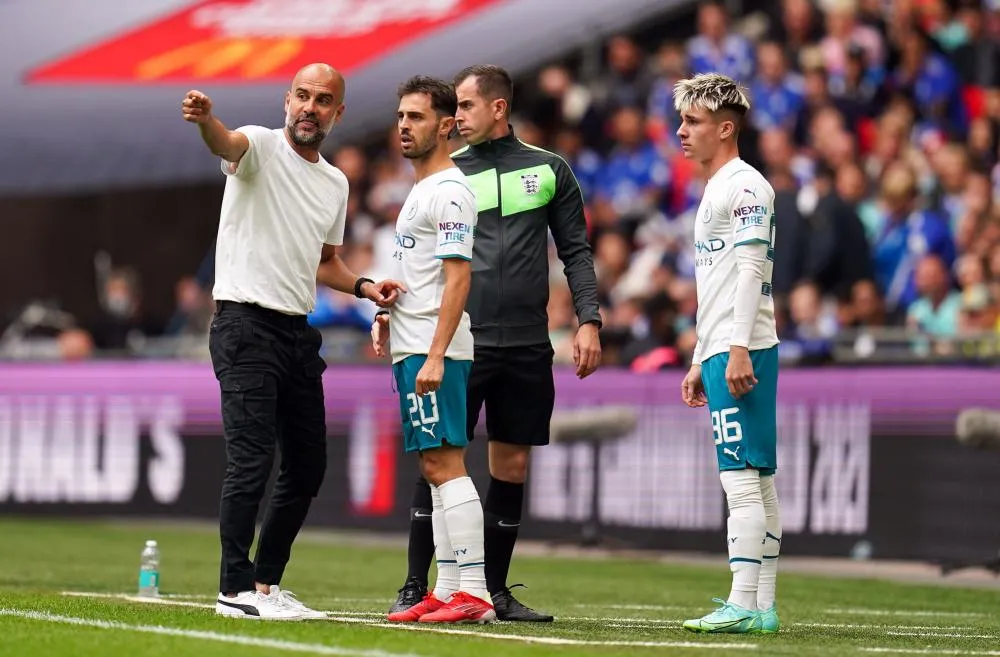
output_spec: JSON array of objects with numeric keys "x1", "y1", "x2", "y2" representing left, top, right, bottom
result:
[
  {"x1": 389, "y1": 65, "x2": 602, "y2": 622},
  {"x1": 182, "y1": 63, "x2": 404, "y2": 621}
]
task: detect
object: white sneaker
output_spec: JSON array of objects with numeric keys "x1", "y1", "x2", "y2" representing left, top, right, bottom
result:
[
  {"x1": 268, "y1": 586, "x2": 327, "y2": 620},
  {"x1": 215, "y1": 590, "x2": 303, "y2": 620}
]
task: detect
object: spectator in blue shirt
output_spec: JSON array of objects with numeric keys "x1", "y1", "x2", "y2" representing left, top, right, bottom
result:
[
  {"x1": 686, "y1": 2, "x2": 754, "y2": 83},
  {"x1": 646, "y1": 41, "x2": 689, "y2": 156},
  {"x1": 593, "y1": 106, "x2": 670, "y2": 226},
  {"x1": 872, "y1": 162, "x2": 956, "y2": 313},
  {"x1": 894, "y1": 28, "x2": 968, "y2": 138},
  {"x1": 749, "y1": 41, "x2": 805, "y2": 132},
  {"x1": 553, "y1": 126, "x2": 603, "y2": 205}
]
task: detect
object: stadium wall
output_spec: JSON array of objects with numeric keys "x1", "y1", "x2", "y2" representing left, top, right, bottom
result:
[{"x1": 1, "y1": 363, "x2": 999, "y2": 565}]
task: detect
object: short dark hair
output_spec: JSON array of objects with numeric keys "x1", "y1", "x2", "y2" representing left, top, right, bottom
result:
[
  {"x1": 397, "y1": 75, "x2": 457, "y2": 117},
  {"x1": 453, "y1": 65, "x2": 513, "y2": 107}
]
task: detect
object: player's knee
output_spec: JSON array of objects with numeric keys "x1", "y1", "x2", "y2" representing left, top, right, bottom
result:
[
  {"x1": 419, "y1": 447, "x2": 467, "y2": 486},
  {"x1": 720, "y1": 469, "x2": 762, "y2": 509},
  {"x1": 490, "y1": 449, "x2": 530, "y2": 483},
  {"x1": 760, "y1": 474, "x2": 779, "y2": 505}
]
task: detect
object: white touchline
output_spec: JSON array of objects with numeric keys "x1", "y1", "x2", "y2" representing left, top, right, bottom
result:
[
  {"x1": 376, "y1": 623, "x2": 759, "y2": 650},
  {"x1": 826, "y1": 608, "x2": 988, "y2": 618},
  {"x1": 799, "y1": 623, "x2": 978, "y2": 631},
  {"x1": 161, "y1": 594, "x2": 393, "y2": 605},
  {"x1": 573, "y1": 603, "x2": 689, "y2": 611},
  {"x1": 0, "y1": 608, "x2": 419, "y2": 657},
  {"x1": 62, "y1": 592, "x2": 214, "y2": 609},
  {"x1": 862, "y1": 649, "x2": 1000, "y2": 656},
  {"x1": 888, "y1": 632, "x2": 1000, "y2": 640},
  {"x1": 61, "y1": 593, "x2": 990, "y2": 636}
]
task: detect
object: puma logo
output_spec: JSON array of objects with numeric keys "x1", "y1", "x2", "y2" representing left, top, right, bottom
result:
[
  {"x1": 420, "y1": 423, "x2": 437, "y2": 438},
  {"x1": 723, "y1": 445, "x2": 741, "y2": 461},
  {"x1": 450, "y1": 200, "x2": 462, "y2": 211}
]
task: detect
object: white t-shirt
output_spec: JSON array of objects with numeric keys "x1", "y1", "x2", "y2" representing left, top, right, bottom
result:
[
  {"x1": 388, "y1": 168, "x2": 477, "y2": 364},
  {"x1": 692, "y1": 157, "x2": 779, "y2": 363},
  {"x1": 213, "y1": 126, "x2": 348, "y2": 316}
]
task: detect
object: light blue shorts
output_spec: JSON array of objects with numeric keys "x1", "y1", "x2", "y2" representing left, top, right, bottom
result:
[
  {"x1": 700, "y1": 346, "x2": 778, "y2": 475},
  {"x1": 392, "y1": 355, "x2": 471, "y2": 453}
]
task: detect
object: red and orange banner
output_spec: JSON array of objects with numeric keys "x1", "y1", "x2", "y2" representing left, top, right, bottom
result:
[{"x1": 27, "y1": 0, "x2": 502, "y2": 84}]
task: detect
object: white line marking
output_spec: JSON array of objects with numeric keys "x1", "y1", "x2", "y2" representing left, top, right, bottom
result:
[
  {"x1": 62, "y1": 592, "x2": 214, "y2": 609},
  {"x1": 0, "y1": 608, "x2": 417, "y2": 657},
  {"x1": 826, "y1": 608, "x2": 987, "y2": 618},
  {"x1": 862, "y1": 649, "x2": 1000, "y2": 655},
  {"x1": 799, "y1": 623, "x2": 978, "y2": 631},
  {"x1": 376, "y1": 622, "x2": 758, "y2": 649},
  {"x1": 888, "y1": 632, "x2": 1000, "y2": 639},
  {"x1": 61, "y1": 592, "x2": 1000, "y2": 647},
  {"x1": 573, "y1": 603, "x2": 689, "y2": 611},
  {"x1": 162, "y1": 593, "x2": 393, "y2": 605}
]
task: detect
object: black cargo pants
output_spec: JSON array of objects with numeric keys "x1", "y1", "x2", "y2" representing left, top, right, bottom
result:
[{"x1": 209, "y1": 301, "x2": 328, "y2": 593}]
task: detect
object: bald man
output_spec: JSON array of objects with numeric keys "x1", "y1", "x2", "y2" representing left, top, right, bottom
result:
[{"x1": 183, "y1": 64, "x2": 405, "y2": 620}]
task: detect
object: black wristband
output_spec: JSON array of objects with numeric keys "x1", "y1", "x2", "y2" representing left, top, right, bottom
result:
[{"x1": 354, "y1": 277, "x2": 374, "y2": 299}]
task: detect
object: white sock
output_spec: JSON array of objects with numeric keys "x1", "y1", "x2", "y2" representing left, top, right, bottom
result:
[
  {"x1": 758, "y1": 474, "x2": 782, "y2": 611},
  {"x1": 438, "y1": 476, "x2": 489, "y2": 603},
  {"x1": 429, "y1": 484, "x2": 459, "y2": 601},
  {"x1": 721, "y1": 469, "x2": 765, "y2": 611}
]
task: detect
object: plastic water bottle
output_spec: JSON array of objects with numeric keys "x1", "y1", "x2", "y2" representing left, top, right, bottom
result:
[{"x1": 138, "y1": 540, "x2": 160, "y2": 597}]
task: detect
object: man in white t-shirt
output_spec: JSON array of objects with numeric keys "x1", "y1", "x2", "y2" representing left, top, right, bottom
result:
[
  {"x1": 181, "y1": 63, "x2": 404, "y2": 621},
  {"x1": 673, "y1": 73, "x2": 782, "y2": 635},
  {"x1": 371, "y1": 75, "x2": 495, "y2": 624}
]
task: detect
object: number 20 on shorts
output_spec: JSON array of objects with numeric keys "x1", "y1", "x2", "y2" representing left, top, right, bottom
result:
[
  {"x1": 711, "y1": 407, "x2": 743, "y2": 445},
  {"x1": 406, "y1": 391, "x2": 439, "y2": 428}
]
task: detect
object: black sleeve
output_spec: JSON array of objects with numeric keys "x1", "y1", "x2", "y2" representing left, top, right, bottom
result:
[{"x1": 548, "y1": 157, "x2": 602, "y2": 328}]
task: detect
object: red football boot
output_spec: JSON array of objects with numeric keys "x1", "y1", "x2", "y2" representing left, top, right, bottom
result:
[
  {"x1": 418, "y1": 591, "x2": 496, "y2": 624},
  {"x1": 387, "y1": 593, "x2": 446, "y2": 622}
]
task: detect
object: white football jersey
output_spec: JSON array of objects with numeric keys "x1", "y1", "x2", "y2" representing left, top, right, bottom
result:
[
  {"x1": 693, "y1": 157, "x2": 779, "y2": 363},
  {"x1": 388, "y1": 167, "x2": 477, "y2": 364}
]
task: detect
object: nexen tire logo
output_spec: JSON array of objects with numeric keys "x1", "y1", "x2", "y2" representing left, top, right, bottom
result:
[{"x1": 734, "y1": 205, "x2": 768, "y2": 226}]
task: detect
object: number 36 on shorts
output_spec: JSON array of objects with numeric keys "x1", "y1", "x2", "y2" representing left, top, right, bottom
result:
[{"x1": 711, "y1": 407, "x2": 743, "y2": 445}]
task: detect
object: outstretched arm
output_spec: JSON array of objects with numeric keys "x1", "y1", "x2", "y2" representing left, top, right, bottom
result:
[{"x1": 181, "y1": 90, "x2": 249, "y2": 164}]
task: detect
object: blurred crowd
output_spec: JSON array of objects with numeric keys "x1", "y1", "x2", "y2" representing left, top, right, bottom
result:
[
  {"x1": 21, "y1": 0, "x2": 1000, "y2": 368},
  {"x1": 313, "y1": 0, "x2": 1000, "y2": 369}
]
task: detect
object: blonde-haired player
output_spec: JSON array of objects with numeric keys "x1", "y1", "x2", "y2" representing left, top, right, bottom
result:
[{"x1": 674, "y1": 73, "x2": 781, "y2": 634}]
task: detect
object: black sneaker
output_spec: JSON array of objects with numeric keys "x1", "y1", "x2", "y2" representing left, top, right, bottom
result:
[
  {"x1": 491, "y1": 584, "x2": 554, "y2": 622},
  {"x1": 388, "y1": 577, "x2": 427, "y2": 614}
]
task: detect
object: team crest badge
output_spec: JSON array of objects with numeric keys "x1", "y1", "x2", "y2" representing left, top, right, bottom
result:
[
  {"x1": 521, "y1": 173, "x2": 540, "y2": 195},
  {"x1": 406, "y1": 202, "x2": 418, "y2": 221},
  {"x1": 702, "y1": 205, "x2": 712, "y2": 223}
]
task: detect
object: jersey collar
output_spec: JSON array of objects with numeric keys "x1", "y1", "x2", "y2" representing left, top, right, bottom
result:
[{"x1": 468, "y1": 126, "x2": 520, "y2": 156}]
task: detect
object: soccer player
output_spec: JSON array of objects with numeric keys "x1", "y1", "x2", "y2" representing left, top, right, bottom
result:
[
  {"x1": 674, "y1": 73, "x2": 782, "y2": 634},
  {"x1": 388, "y1": 65, "x2": 602, "y2": 622},
  {"x1": 371, "y1": 75, "x2": 495, "y2": 624}
]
